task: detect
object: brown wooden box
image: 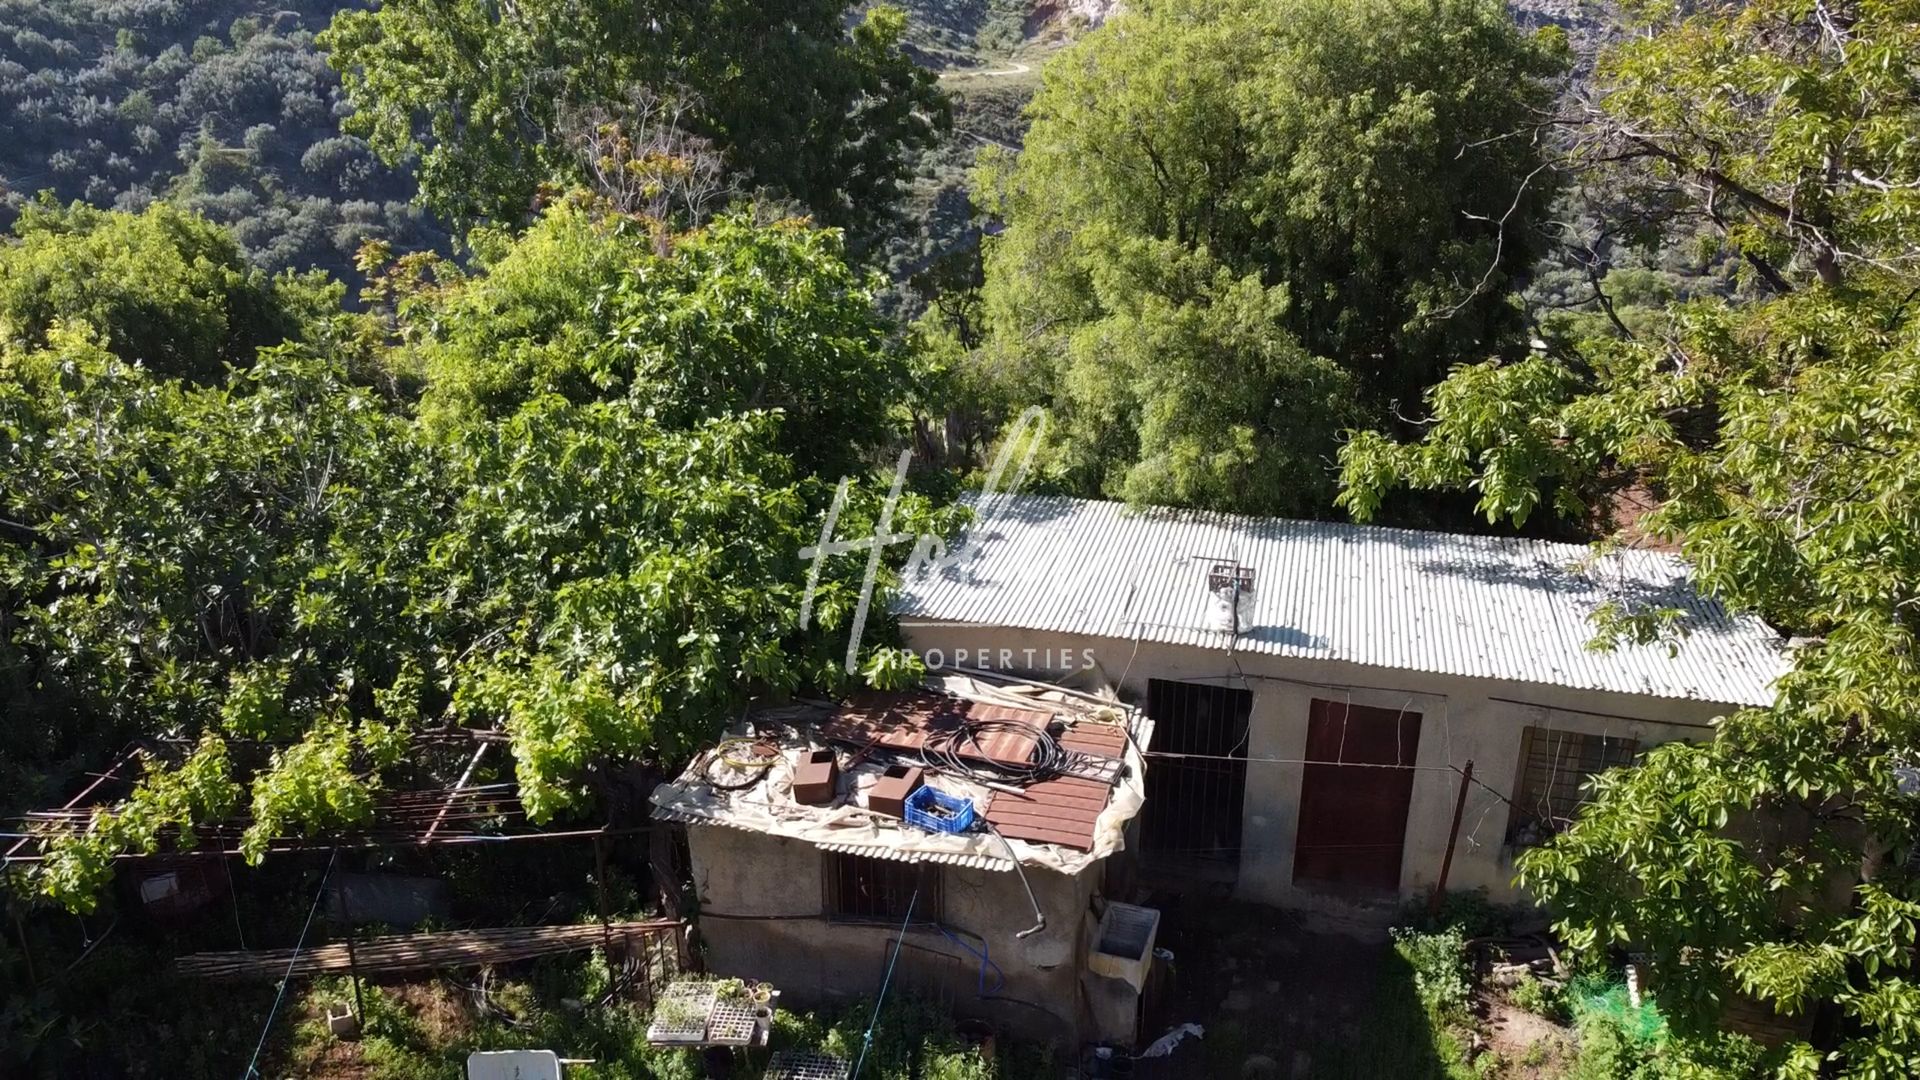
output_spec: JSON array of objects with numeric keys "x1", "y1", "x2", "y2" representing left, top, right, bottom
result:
[
  {"x1": 792, "y1": 748, "x2": 840, "y2": 805},
  {"x1": 867, "y1": 764, "x2": 925, "y2": 818}
]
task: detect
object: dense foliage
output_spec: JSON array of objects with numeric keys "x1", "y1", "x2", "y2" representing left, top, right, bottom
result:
[
  {"x1": 407, "y1": 203, "x2": 905, "y2": 479},
  {"x1": 287, "y1": 975, "x2": 1025, "y2": 1080},
  {"x1": 0, "y1": 0, "x2": 445, "y2": 285},
  {"x1": 0, "y1": 199, "x2": 328, "y2": 381},
  {"x1": 1340, "y1": 1, "x2": 1920, "y2": 1073},
  {"x1": 0, "y1": 200, "x2": 924, "y2": 916},
  {"x1": 961, "y1": 0, "x2": 1564, "y2": 516},
  {"x1": 321, "y1": 0, "x2": 949, "y2": 250}
]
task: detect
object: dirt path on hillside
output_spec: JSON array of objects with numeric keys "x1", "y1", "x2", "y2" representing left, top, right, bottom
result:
[{"x1": 938, "y1": 61, "x2": 1032, "y2": 80}]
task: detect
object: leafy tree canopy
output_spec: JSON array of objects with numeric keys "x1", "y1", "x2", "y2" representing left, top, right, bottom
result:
[
  {"x1": 320, "y1": 0, "x2": 949, "y2": 250},
  {"x1": 1339, "y1": 1, "x2": 1920, "y2": 1072},
  {"x1": 1, "y1": 203, "x2": 924, "y2": 913},
  {"x1": 1580, "y1": 0, "x2": 1920, "y2": 291},
  {"x1": 970, "y1": 0, "x2": 1565, "y2": 516},
  {"x1": 0, "y1": 199, "x2": 327, "y2": 382},
  {"x1": 408, "y1": 200, "x2": 905, "y2": 480}
]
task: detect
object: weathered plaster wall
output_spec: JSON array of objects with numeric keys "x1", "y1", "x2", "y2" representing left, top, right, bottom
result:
[
  {"x1": 901, "y1": 624, "x2": 1735, "y2": 910},
  {"x1": 685, "y1": 825, "x2": 1100, "y2": 1044}
]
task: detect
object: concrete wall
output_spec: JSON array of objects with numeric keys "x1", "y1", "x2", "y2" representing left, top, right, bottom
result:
[
  {"x1": 685, "y1": 825, "x2": 1102, "y2": 1045},
  {"x1": 902, "y1": 625, "x2": 1736, "y2": 911}
]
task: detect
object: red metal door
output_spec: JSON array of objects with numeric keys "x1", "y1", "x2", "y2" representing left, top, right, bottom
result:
[{"x1": 1292, "y1": 699, "x2": 1422, "y2": 890}]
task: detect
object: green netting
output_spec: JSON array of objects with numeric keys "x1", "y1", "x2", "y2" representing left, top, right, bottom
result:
[{"x1": 1568, "y1": 974, "x2": 1669, "y2": 1045}]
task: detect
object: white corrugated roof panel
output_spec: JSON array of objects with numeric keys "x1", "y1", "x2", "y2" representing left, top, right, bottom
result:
[{"x1": 894, "y1": 495, "x2": 1785, "y2": 707}]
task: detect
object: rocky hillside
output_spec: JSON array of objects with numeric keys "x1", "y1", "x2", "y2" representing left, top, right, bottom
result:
[{"x1": 0, "y1": 0, "x2": 446, "y2": 288}]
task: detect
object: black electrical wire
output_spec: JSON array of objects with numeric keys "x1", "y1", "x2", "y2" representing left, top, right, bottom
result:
[{"x1": 915, "y1": 718, "x2": 1094, "y2": 786}]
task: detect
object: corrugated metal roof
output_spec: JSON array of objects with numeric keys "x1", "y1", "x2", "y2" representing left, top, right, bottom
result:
[
  {"x1": 657, "y1": 809, "x2": 1007, "y2": 867},
  {"x1": 657, "y1": 813, "x2": 1011, "y2": 870},
  {"x1": 815, "y1": 840, "x2": 1013, "y2": 872},
  {"x1": 894, "y1": 495, "x2": 1786, "y2": 707}
]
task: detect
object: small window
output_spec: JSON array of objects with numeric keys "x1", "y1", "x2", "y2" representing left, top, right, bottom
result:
[
  {"x1": 823, "y1": 853, "x2": 940, "y2": 921},
  {"x1": 1507, "y1": 727, "x2": 1638, "y2": 847}
]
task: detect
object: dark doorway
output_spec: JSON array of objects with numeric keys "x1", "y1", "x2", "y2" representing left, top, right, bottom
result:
[
  {"x1": 1142, "y1": 678, "x2": 1254, "y2": 878},
  {"x1": 1293, "y1": 699, "x2": 1423, "y2": 890}
]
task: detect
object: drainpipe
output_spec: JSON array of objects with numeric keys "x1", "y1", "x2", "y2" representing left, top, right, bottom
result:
[{"x1": 986, "y1": 821, "x2": 1047, "y2": 939}]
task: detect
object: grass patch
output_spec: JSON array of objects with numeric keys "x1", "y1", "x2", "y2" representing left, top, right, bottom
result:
[
  {"x1": 279, "y1": 964, "x2": 1046, "y2": 1080},
  {"x1": 284, "y1": 952, "x2": 701, "y2": 1080},
  {"x1": 769, "y1": 995, "x2": 1049, "y2": 1080}
]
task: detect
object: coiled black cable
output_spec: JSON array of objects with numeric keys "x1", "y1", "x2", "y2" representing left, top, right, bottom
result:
[{"x1": 916, "y1": 719, "x2": 1093, "y2": 786}]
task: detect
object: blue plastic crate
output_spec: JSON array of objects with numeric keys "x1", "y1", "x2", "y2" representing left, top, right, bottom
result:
[{"x1": 903, "y1": 785, "x2": 976, "y2": 834}]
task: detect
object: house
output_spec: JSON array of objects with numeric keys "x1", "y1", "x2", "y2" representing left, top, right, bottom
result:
[
  {"x1": 651, "y1": 674, "x2": 1158, "y2": 1047},
  {"x1": 892, "y1": 494, "x2": 1787, "y2": 914}
]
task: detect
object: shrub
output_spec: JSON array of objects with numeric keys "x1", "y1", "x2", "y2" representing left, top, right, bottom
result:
[
  {"x1": 1392, "y1": 925, "x2": 1473, "y2": 1020},
  {"x1": 1508, "y1": 972, "x2": 1569, "y2": 1023}
]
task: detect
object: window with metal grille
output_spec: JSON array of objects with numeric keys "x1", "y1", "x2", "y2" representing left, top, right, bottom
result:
[
  {"x1": 822, "y1": 853, "x2": 940, "y2": 921},
  {"x1": 1507, "y1": 727, "x2": 1639, "y2": 847}
]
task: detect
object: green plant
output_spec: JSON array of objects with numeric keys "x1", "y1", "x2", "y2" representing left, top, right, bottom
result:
[
  {"x1": 7, "y1": 203, "x2": 939, "y2": 911},
  {"x1": 651, "y1": 994, "x2": 707, "y2": 1033},
  {"x1": 322, "y1": 0, "x2": 946, "y2": 247},
  {"x1": 975, "y1": 0, "x2": 1567, "y2": 516},
  {"x1": 765, "y1": 995, "x2": 1007, "y2": 1080},
  {"x1": 1392, "y1": 925, "x2": 1474, "y2": 1021},
  {"x1": 1509, "y1": 972, "x2": 1569, "y2": 1024},
  {"x1": 37, "y1": 732, "x2": 242, "y2": 911}
]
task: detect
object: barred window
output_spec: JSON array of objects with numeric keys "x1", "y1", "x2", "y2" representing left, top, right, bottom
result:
[
  {"x1": 1507, "y1": 727, "x2": 1638, "y2": 847},
  {"x1": 823, "y1": 853, "x2": 940, "y2": 921}
]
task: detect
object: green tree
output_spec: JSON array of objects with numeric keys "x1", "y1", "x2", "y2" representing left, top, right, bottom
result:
[
  {"x1": 411, "y1": 200, "x2": 904, "y2": 480},
  {"x1": 1030, "y1": 238, "x2": 1362, "y2": 514},
  {"x1": 0, "y1": 199, "x2": 319, "y2": 382},
  {"x1": 0, "y1": 326, "x2": 441, "y2": 788},
  {"x1": 439, "y1": 402, "x2": 877, "y2": 819},
  {"x1": 1575, "y1": 0, "x2": 1920, "y2": 291},
  {"x1": 2, "y1": 206, "x2": 925, "y2": 911},
  {"x1": 319, "y1": 0, "x2": 948, "y2": 248},
  {"x1": 0, "y1": 3, "x2": 449, "y2": 290},
  {"x1": 1338, "y1": 2, "x2": 1920, "y2": 1072},
  {"x1": 972, "y1": 0, "x2": 1564, "y2": 514}
]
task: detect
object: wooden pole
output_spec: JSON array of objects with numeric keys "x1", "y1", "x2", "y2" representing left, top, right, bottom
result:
[
  {"x1": 423, "y1": 743, "x2": 489, "y2": 843},
  {"x1": 595, "y1": 832, "x2": 612, "y2": 926},
  {"x1": 594, "y1": 831, "x2": 613, "y2": 961},
  {"x1": 1430, "y1": 760, "x2": 1474, "y2": 916},
  {"x1": 4, "y1": 746, "x2": 144, "y2": 860},
  {"x1": 335, "y1": 850, "x2": 365, "y2": 1023},
  {"x1": 344, "y1": 930, "x2": 366, "y2": 1023}
]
